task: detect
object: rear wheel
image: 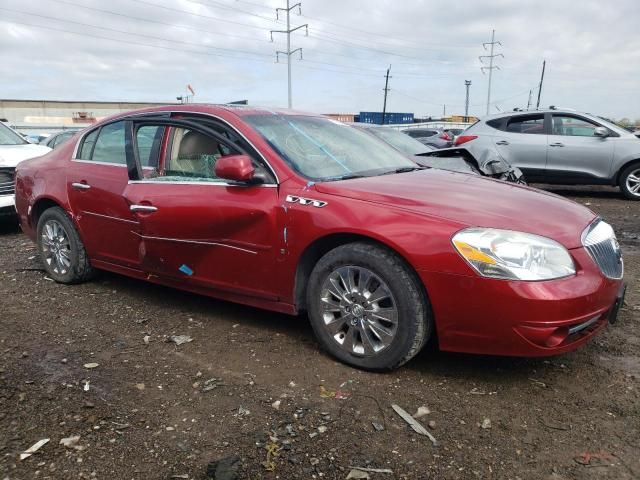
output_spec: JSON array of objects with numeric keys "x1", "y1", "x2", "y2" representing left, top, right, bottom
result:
[
  {"x1": 306, "y1": 242, "x2": 432, "y2": 371},
  {"x1": 619, "y1": 163, "x2": 640, "y2": 200},
  {"x1": 36, "y1": 207, "x2": 94, "y2": 283}
]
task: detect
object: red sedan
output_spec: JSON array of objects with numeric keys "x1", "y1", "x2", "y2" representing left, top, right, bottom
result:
[{"x1": 14, "y1": 105, "x2": 625, "y2": 370}]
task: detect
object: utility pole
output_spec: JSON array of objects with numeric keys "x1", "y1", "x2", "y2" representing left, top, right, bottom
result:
[
  {"x1": 381, "y1": 65, "x2": 391, "y2": 125},
  {"x1": 536, "y1": 60, "x2": 546, "y2": 109},
  {"x1": 527, "y1": 89, "x2": 532, "y2": 110},
  {"x1": 270, "y1": 1, "x2": 308, "y2": 109},
  {"x1": 443, "y1": 104, "x2": 446, "y2": 118},
  {"x1": 479, "y1": 29, "x2": 503, "y2": 115},
  {"x1": 464, "y1": 80, "x2": 472, "y2": 122}
]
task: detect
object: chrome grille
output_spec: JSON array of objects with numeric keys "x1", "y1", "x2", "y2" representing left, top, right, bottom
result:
[
  {"x1": 581, "y1": 220, "x2": 623, "y2": 279},
  {"x1": 0, "y1": 167, "x2": 15, "y2": 196}
]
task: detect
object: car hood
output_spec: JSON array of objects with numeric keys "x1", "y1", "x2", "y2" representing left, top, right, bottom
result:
[
  {"x1": 0, "y1": 144, "x2": 51, "y2": 167},
  {"x1": 314, "y1": 169, "x2": 596, "y2": 249}
]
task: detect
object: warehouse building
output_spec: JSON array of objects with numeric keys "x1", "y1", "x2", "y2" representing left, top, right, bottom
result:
[{"x1": 0, "y1": 99, "x2": 170, "y2": 133}]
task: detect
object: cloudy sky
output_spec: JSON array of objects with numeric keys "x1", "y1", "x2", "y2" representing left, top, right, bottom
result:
[{"x1": 1, "y1": 0, "x2": 639, "y2": 119}]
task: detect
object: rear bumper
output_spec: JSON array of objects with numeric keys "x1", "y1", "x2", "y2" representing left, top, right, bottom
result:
[{"x1": 419, "y1": 247, "x2": 623, "y2": 357}]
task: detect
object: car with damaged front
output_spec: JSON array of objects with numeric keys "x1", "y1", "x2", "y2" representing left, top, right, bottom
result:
[
  {"x1": 14, "y1": 105, "x2": 625, "y2": 371},
  {"x1": 350, "y1": 123, "x2": 525, "y2": 183}
]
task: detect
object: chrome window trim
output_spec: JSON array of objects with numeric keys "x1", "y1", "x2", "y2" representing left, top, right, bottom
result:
[
  {"x1": 71, "y1": 110, "x2": 280, "y2": 184},
  {"x1": 72, "y1": 159, "x2": 128, "y2": 168},
  {"x1": 127, "y1": 180, "x2": 277, "y2": 187}
]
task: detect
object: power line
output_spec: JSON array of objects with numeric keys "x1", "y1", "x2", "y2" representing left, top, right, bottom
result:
[
  {"x1": 479, "y1": 29, "x2": 503, "y2": 115},
  {"x1": 270, "y1": 1, "x2": 308, "y2": 108},
  {"x1": 0, "y1": 7, "x2": 274, "y2": 60}
]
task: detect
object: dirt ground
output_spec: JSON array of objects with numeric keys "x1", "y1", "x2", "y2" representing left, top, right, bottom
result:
[{"x1": 0, "y1": 186, "x2": 638, "y2": 480}]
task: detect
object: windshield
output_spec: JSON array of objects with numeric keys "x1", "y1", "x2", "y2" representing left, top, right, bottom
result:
[
  {"x1": 244, "y1": 115, "x2": 416, "y2": 180},
  {"x1": 0, "y1": 122, "x2": 27, "y2": 146},
  {"x1": 365, "y1": 127, "x2": 430, "y2": 156}
]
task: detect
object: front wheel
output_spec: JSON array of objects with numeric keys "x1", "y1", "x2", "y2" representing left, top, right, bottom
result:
[
  {"x1": 36, "y1": 207, "x2": 94, "y2": 283},
  {"x1": 619, "y1": 164, "x2": 640, "y2": 200},
  {"x1": 306, "y1": 242, "x2": 432, "y2": 371}
]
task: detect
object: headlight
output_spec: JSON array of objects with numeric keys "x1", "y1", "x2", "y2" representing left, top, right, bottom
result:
[{"x1": 452, "y1": 228, "x2": 575, "y2": 281}]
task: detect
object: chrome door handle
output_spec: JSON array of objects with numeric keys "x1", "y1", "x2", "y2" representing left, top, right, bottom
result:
[
  {"x1": 495, "y1": 140, "x2": 509, "y2": 146},
  {"x1": 550, "y1": 142, "x2": 564, "y2": 147},
  {"x1": 71, "y1": 182, "x2": 91, "y2": 190},
  {"x1": 130, "y1": 205, "x2": 158, "y2": 213}
]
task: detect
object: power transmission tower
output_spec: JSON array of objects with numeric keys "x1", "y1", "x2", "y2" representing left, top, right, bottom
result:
[
  {"x1": 464, "y1": 80, "x2": 472, "y2": 122},
  {"x1": 479, "y1": 30, "x2": 503, "y2": 115},
  {"x1": 270, "y1": 1, "x2": 308, "y2": 109},
  {"x1": 536, "y1": 60, "x2": 546, "y2": 109},
  {"x1": 381, "y1": 65, "x2": 391, "y2": 125}
]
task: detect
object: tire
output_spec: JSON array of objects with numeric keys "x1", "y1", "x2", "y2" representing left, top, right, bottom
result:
[
  {"x1": 36, "y1": 207, "x2": 94, "y2": 284},
  {"x1": 619, "y1": 163, "x2": 640, "y2": 200},
  {"x1": 306, "y1": 242, "x2": 432, "y2": 371}
]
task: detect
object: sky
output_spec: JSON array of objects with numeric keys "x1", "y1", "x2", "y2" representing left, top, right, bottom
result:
[{"x1": 1, "y1": 0, "x2": 639, "y2": 120}]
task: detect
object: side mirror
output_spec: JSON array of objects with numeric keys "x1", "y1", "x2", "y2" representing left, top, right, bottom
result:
[
  {"x1": 594, "y1": 127, "x2": 609, "y2": 138},
  {"x1": 214, "y1": 154, "x2": 256, "y2": 183}
]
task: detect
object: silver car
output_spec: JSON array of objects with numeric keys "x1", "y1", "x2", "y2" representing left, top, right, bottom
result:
[{"x1": 458, "y1": 108, "x2": 640, "y2": 200}]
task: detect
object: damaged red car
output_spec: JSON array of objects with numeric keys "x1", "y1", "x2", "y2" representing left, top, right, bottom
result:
[{"x1": 14, "y1": 105, "x2": 626, "y2": 370}]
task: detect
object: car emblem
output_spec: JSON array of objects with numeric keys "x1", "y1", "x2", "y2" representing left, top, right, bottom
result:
[{"x1": 285, "y1": 195, "x2": 327, "y2": 208}]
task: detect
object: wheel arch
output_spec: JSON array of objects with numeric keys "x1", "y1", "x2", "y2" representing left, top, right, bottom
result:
[
  {"x1": 293, "y1": 232, "x2": 428, "y2": 314},
  {"x1": 30, "y1": 197, "x2": 64, "y2": 229},
  {"x1": 615, "y1": 158, "x2": 640, "y2": 184}
]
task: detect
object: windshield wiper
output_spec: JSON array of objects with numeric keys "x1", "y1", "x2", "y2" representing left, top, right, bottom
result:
[
  {"x1": 322, "y1": 172, "x2": 367, "y2": 182},
  {"x1": 379, "y1": 166, "x2": 426, "y2": 176}
]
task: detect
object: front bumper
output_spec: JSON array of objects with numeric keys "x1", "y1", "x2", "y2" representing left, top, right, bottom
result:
[{"x1": 419, "y1": 247, "x2": 623, "y2": 357}]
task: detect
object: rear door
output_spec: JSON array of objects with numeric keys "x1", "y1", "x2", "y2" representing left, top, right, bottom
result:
[
  {"x1": 491, "y1": 113, "x2": 548, "y2": 180},
  {"x1": 546, "y1": 113, "x2": 616, "y2": 183},
  {"x1": 67, "y1": 120, "x2": 145, "y2": 269},
  {"x1": 122, "y1": 116, "x2": 283, "y2": 300}
]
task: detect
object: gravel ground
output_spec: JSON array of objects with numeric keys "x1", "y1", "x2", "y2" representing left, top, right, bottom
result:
[{"x1": 0, "y1": 187, "x2": 639, "y2": 480}]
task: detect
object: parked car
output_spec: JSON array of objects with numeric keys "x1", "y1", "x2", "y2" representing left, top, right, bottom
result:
[
  {"x1": 41, "y1": 130, "x2": 80, "y2": 149},
  {"x1": 457, "y1": 109, "x2": 640, "y2": 199},
  {"x1": 402, "y1": 128, "x2": 453, "y2": 149},
  {"x1": 0, "y1": 122, "x2": 51, "y2": 216},
  {"x1": 25, "y1": 133, "x2": 50, "y2": 144},
  {"x1": 352, "y1": 124, "x2": 525, "y2": 183},
  {"x1": 14, "y1": 105, "x2": 625, "y2": 370}
]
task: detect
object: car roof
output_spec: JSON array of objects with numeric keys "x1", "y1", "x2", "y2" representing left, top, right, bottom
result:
[
  {"x1": 96, "y1": 103, "x2": 322, "y2": 125},
  {"x1": 482, "y1": 108, "x2": 593, "y2": 120}
]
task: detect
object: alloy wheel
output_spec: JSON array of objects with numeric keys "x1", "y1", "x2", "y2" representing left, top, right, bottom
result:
[
  {"x1": 41, "y1": 219, "x2": 72, "y2": 275},
  {"x1": 319, "y1": 265, "x2": 399, "y2": 356},
  {"x1": 626, "y1": 168, "x2": 640, "y2": 196}
]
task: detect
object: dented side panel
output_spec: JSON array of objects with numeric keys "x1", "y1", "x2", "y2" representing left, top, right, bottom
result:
[{"x1": 123, "y1": 182, "x2": 283, "y2": 300}]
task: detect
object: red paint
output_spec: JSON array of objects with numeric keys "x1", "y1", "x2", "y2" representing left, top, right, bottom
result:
[{"x1": 14, "y1": 104, "x2": 623, "y2": 357}]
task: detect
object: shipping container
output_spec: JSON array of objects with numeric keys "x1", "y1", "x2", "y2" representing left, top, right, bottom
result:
[{"x1": 358, "y1": 112, "x2": 414, "y2": 125}]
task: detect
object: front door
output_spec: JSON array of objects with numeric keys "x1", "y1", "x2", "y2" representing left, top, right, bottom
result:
[
  {"x1": 122, "y1": 119, "x2": 282, "y2": 300},
  {"x1": 546, "y1": 114, "x2": 616, "y2": 183},
  {"x1": 67, "y1": 120, "x2": 141, "y2": 268},
  {"x1": 492, "y1": 113, "x2": 548, "y2": 180}
]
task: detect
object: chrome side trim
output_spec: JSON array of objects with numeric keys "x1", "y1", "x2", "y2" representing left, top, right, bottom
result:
[
  {"x1": 568, "y1": 315, "x2": 601, "y2": 335},
  {"x1": 285, "y1": 194, "x2": 327, "y2": 208},
  {"x1": 71, "y1": 110, "x2": 280, "y2": 184},
  {"x1": 133, "y1": 232, "x2": 258, "y2": 255},
  {"x1": 81, "y1": 210, "x2": 139, "y2": 225}
]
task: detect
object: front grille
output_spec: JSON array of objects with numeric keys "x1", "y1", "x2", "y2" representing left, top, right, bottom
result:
[
  {"x1": 0, "y1": 167, "x2": 15, "y2": 196},
  {"x1": 582, "y1": 220, "x2": 623, "y2": 279}
]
